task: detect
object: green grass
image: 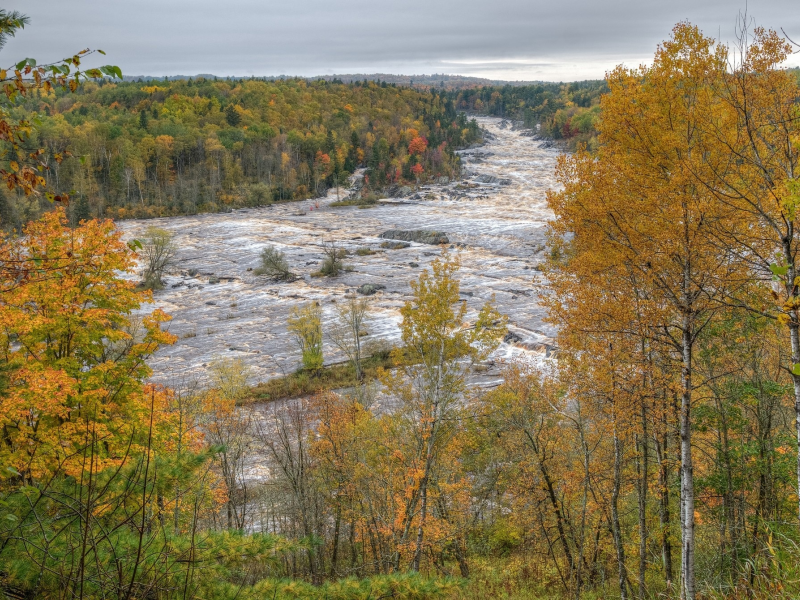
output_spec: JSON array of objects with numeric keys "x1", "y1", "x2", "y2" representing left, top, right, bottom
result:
[{"x1": 241, "y1": 350, "x2": 395, "y2": 404}]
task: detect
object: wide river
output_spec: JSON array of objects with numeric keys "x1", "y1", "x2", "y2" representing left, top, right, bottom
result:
[{"x1": 121, "y1": 116, "x2": 561, "y2": 389}]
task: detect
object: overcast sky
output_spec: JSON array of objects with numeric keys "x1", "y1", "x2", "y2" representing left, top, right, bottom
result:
[{"x1": 3, "y1": 1, "x2": 799, "y2": 82}]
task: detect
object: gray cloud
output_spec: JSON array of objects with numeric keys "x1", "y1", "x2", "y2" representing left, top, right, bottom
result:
[{"x1": 3, "y1": 0, "x2": 799, "y2": 81}]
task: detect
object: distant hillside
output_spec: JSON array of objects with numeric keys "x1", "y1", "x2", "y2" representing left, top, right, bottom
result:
[
  {"x1": 121, "y1": 73, "x2": 543, "y2": 89},
  {"x1": 312, "y1": 73, "x2": 542, "y2": 89}
]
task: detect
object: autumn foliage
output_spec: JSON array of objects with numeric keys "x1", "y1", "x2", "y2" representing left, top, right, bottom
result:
[{"x1": 0, "y1": 208, "x2": 175, "y2": 479}]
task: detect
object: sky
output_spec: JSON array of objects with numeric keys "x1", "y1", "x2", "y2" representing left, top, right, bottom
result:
[{"x1": 3, "y1": 0, "x2": 800, "y2": 82}]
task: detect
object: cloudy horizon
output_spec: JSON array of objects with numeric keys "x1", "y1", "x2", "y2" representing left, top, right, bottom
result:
[{"x1": 3, "y1": 0, "x2": 799, "y2": 83}]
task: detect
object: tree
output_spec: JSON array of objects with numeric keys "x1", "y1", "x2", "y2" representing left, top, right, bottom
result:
[
  {"x1": 141, "y1": 226, "x2": 177, "y2": 290},
  {"x1": 203, "y1": 392, "x2": 252, "y2": 529},
  {"x1": 408, "y1": 136, "x2": 428, "y2": 155},
  {"x1": 0, "y1": 208, "x2": 175, "y2": 480},
  {"x1": 411, "y1": 163, "x2": 424, "y2": 183},
  {"x1": 546, "y1": 24, "x2": 749, "y2": 599},
  {"x1": 693, "y1": 23, "x2": 800, "y2": 527},
  {"x1": 255, "y1": 245, "x2": 294, "y2": 280},
  {"x1": 379, "y1": 253, "x2": 505, "y2": 571},
  {"x1": 319, "y1": 241, "x2": 347, "y2": 277},
  {"x1": 0, "y1": 10, "x2": 29, "y2": 50},
  {"x1": 225, "y1": 103, "x2": 241, "y2": 127},
  {"x1": 330, "y1": 294, "x2": 370, "y2": 382},
  {"x1": 288, "y1": 302, "x2": 324, "y2": 371}
]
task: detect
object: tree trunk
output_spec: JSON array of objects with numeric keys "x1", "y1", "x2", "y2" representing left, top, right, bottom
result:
[
  {"x1": 611, "y1": 419, "x2": 629, "y2": 600},
  {"x1": 637, "y1": 431, "x2": 648, "y2": 600},
  {"x1": 680, "y1": 313, "x2": 696, "y2": 600},
  {"x1": 330, "y1": 503, "x2": 342, "y2": 577},
  {"x1": 790, "y1": 319, "x2": 800, "y2": 528},
  {"x1": 656, "y1": 430, "x2": 673, "y2": 587}
]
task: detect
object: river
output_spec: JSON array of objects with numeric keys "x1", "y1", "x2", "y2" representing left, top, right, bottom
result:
[{"x1": 120, "y1": 116, "x2": 561, "y2": 389}]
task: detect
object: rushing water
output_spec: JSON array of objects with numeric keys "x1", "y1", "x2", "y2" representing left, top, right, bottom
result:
[{"x1": 121, "y1": 117, "x2": 561, "y2": 388}]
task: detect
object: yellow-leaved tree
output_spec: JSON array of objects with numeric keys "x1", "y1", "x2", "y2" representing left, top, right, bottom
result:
[{"x1": 379, "y1": 253, "x2": 506, "y2": 571}]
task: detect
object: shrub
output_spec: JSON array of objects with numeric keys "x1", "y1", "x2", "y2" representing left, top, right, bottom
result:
[
  {"x1": 140, "y1": 226, "x2": 177, "y2": 290},
  {"x1": 319, "y1": 241, "x2": 347, "y2": 276},
  {"x1": 255, "y1": 245, "x2": 294, "y2": 280},
  {"x1": 287, "y1": 303, "x2": 323, "y2": 370}
]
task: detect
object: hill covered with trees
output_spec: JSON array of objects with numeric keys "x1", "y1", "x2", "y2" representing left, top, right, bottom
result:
[
  {"x1": 1, "y1": 77, "x2": 480, "y2": 226},
  {"x1": 447, "y1": 79, "x2": 607, "y2": 149}
]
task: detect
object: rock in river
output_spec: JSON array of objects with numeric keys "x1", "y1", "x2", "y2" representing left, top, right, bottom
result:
[
  {"x1": 357, "y1": 283, "x2": 386, "y2": 296},
  {"x1": 379, "y1": 229, "x2": 450, "y2": 245}
]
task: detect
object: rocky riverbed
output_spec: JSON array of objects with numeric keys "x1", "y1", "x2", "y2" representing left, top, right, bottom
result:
[{"x1": 120, "y1": 116, "x2": 561, "y2": 389}]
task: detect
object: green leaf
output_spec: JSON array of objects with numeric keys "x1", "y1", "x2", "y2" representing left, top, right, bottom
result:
[
  {"x1": 1, "y1": 465, "x2": 20, "y2": 480},
  {"x1": 98, "y1": 49, "x2": 106, "y2": 55},
  {"x1": 792, "y1": 363, "x2": 800, "y2": 376},
  {"x1": 770, "y1": 263, "x2": 790, "y2": 277}
]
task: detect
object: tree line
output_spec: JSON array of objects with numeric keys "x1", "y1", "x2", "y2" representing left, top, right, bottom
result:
[
  {"x1": 1, "y1": 75, "x2": 481, "y2": 227},
  {"x1": 445, "y1": 79, "x2": 607, "y2": 149}
]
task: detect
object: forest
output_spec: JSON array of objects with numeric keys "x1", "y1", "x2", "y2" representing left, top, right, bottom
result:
[
  {"x1": 0, "y1": 73, "x2": 480, "y2": 227},
  {"x1": 446, "y1": 79, "x2": 607, "y2": 149},
  {"x1": 3, "y1": 9, "x2": 800, "y2": 600}
]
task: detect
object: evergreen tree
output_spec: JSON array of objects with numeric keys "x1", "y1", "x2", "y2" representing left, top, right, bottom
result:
[
  {"x1": 73, "y1": 194, "x2": 91, "y2": 224},
  {"x1": 225, "y1": 103, "x2": 241, "y2": 126}
]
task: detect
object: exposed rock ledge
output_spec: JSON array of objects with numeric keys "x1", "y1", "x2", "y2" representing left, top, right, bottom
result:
[{"x1": 379, "y1": 229, "x2": 450, "y2": 245}]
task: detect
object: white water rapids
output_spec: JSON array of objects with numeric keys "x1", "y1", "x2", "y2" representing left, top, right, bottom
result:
[{"x1": 120, "y1": 116, "x2": 561, "y2": 389}]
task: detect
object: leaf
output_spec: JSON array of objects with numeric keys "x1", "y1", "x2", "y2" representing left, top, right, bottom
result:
[
  {"x1": 792, "y1": 363, "x2": 800, "y2": 376},
  {"x1": 770, "y1": 263, "x2": 790, "y2": 277},
  {"x1": 1, "y1": 465, "x2": 20, "y2": 478}
]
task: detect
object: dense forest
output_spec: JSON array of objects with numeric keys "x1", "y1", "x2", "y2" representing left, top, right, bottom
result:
[
  {"x1": 4, "y1": 9, "x2": 800, "y2": 600},
  {"x1": 446, "y1": 79, "x2": 607, "y2": 149},
  {"x1": 0, "y1": 76, "x2": 480, "y2": 226}
]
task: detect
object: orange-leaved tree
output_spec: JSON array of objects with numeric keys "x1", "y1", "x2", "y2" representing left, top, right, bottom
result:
[
  {"x1": 0, "y1": 208, "x2": 175, "y2": 480},
  {"x1": 694, "y1": 24, "x2": 800, "y2": 526},
  {"x1": 546, "y1": 23, "x2": 750, "y2": 600}
]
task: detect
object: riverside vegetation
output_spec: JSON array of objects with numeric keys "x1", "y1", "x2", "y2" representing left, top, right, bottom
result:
[
  {"x1": 0, "y1": 56, "x2": 481, "y2": 227},
  {"x1": 3, "y1": 11, "x2": 800, "y2": 600}
]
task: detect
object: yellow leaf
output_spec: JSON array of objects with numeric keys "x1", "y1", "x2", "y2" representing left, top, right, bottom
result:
[{"x1": 9, "y1": 160, "x2": 18, "y2": 172}]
